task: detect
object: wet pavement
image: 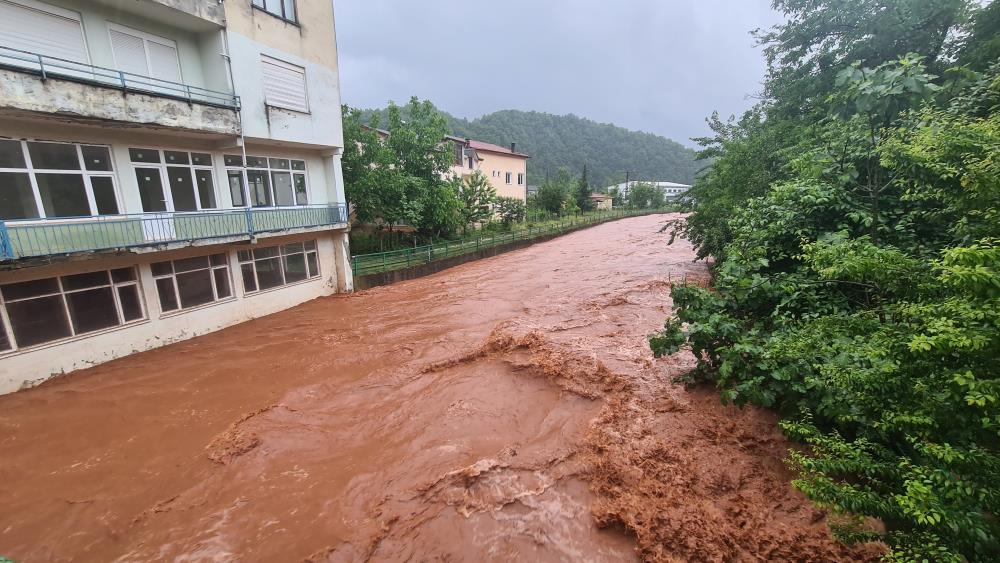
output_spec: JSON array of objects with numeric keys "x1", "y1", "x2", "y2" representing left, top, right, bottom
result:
[{"x1": 0, "y1": 214, "x2": 878, "y2": 561}]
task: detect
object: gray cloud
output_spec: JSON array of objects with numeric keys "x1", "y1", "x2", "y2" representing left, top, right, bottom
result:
[{"x1": 335, "y1": 0, "x2": 781, "y2": 146}]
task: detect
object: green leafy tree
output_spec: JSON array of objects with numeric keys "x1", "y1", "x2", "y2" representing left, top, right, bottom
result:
[
  {"x1": 650, "y1": 1, "x2": 1000, "y2": 559},
  {"x1": 532, "y1": 169, "x2": 574, "y2": 215},
  {"x1": 626, "y1": 181, "x2": 663, "y2": 209},
  {"x1": 494, "y1": 196, "x2": 526, "y2": 227},
  {"x1": 575, "y1": 164, "x2": 594, "y2": 211},
  {"x1": 456, "y1": 171, "x2": 497, "y2": 233}
]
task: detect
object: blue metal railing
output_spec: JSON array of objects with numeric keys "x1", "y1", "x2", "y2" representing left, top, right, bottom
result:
[
  {"x1": 0, "y1": 204, "x2": 348, "y2": 260},
  {"x1": 0, "y1": 45, "x2": 239, "y2": 109}
]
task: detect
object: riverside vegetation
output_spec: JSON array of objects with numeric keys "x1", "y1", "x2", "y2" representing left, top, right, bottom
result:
[
  {"x1": 342, "y1": 99, "x2": 674, "y2": 253},
  {"x1": 651, "y1": 1, "x2": 1000, "y2": 561}
]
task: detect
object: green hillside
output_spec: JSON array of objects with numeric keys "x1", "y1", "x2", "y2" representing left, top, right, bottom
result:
[{"x1": 362, "y1": 107, "x2": 703, "y2": 188}]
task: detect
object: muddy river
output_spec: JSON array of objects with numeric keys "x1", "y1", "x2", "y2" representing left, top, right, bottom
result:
[{"x1": 0, "y1": 214, "x2": 876, "y2": 561}]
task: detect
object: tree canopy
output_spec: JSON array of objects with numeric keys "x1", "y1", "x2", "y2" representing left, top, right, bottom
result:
[{"x1": 654, "y1": 1, "x2": 1000, "y2": 560}]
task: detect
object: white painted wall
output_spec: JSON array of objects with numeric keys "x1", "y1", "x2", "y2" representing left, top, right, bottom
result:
[{"x1": 227, "y1": 31, "x2": 345, "y2": 149}]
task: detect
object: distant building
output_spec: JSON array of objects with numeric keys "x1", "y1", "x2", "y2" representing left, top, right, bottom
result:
[
  {"x1": 589, "y1": 193, "x2": 613, "y2": 210},
  {"x1": 607, "y1": 181, "x2": 692, "y2": 200},
  {"x1": 526, "y1": 185, "x2": 540, "y2": 198},
  {"x1": 0, "y1": 0, "x2": 351, "y2": 394},
  {"x1": 445, "y1": 137, "x2": 529, "y2": 201}
]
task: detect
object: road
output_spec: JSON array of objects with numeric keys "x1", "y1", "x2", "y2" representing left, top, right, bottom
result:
[{"x1": 0, "y1": 214, "x2": 874, "y2": 561}]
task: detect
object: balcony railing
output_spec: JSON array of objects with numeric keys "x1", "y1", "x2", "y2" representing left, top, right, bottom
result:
[
  {"x1": 0, "y1": 205, "x2": 348, "y2": 260},
  {"x1": 0, "y1": 45, "x2": 239, "y2": 109}
]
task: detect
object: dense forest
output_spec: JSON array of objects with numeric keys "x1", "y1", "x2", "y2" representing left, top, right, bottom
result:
[
  {"x1": 361, "y1": 108, "x2": 702, "y2": 188},
  {"x1": 651, "y1": 0, "x2": 1000, "y2": 561}
]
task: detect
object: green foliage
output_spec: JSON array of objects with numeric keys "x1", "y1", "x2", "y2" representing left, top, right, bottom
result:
[
  {"x1": 495, "y1": 196, "x2": 526, "y2": 226},
  {"x1": 364, "y1": 107, "x2": 702, "y2": 188},
  {"x1": 651, "y1": 2, "x2": 1000, "y2": 559},
  {"x1": 575, "y1": 165, "x2": 594, "y2": 212},
  {"x1": 455, "y1": 171, "x2": 497, "y2": 233},
  {"x1": 343, "y1": 97, "x2": 462, "y2": 240},
  {"x1": 531, "y1": 169, "x2": 575, "y2": 215},
  {"x1": 626, "y1": 181, "x2": 666, "y2": 209}
]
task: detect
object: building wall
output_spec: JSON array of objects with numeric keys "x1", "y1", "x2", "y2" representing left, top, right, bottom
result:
[
  {"x1": 223, "y1": 1, "x2": 345, "y2": 150},
  {"x1": 23, "y1": 0, "x2": 223, "y2": 92},
  {"x1": 0, "y1": 230, "x2": 347, "y2": 394},
  {"x1": 479, "y1": 152, "x2": 528, "y2": 201}
]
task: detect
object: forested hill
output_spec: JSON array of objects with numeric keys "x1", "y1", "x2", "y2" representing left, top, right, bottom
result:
[
  {"x1": 362, "y1": 107, "x2": 702, "y2": 188},
  {"x1": 447, "y1": 110, "x2": 701, "y2": 187}
]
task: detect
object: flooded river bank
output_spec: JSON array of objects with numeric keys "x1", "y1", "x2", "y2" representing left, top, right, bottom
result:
[{"x1": 0, "y1": 214, "x2": 874, "y2": 561}]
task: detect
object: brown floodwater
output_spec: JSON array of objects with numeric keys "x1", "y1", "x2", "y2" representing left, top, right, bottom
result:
[{"x1": 0, "y1": 214, "x2": 880, "y2": 562}]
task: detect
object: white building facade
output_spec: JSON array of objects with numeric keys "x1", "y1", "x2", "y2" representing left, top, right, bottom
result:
[{"x1": 0, "y1": 0, "x2": 352, "y2": 394}]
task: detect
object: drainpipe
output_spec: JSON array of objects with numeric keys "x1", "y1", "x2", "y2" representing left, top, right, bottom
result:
[{"x1": 219, "y1": 27, "x2": 254, "y2": 239}]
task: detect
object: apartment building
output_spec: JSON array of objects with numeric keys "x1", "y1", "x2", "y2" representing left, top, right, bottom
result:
[
  {"x1": 445, "y1": 136, "x2": 529, "y2": 201},
  {"x1": 0, "y1": 0, "x2": 352, "y2": 394}
]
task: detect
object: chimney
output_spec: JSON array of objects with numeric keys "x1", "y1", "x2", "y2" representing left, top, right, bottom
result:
[{"x1": 510, "y1": 142, "x2": 516, "y2": 153}]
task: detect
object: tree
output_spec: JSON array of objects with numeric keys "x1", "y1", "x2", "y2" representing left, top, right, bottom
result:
[
  {"x1": 532, "y1": 169, "x2": 574, "y2": 215},
  {"x1": 456, "y1": 171, "x2": 497, "y2": 233},
  {"x1": 494, "y1": 196, "x2": 526, "y2": 227},
  {"x1": 575, "y1": 164, "x2": 594, "y2": 212},
  {"x1": 626, "y1": 181, "x2": 663, "y2": 209},
  {"x1": 385, "y1": 97, "x2": 452, "y2": 183}
]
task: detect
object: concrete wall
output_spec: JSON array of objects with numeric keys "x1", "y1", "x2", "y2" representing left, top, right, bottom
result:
[
  {"x1": 479, "y1": 152, "x2": 528, "y2": 201},
  {"x1": 0, "y1": 70, "x2": 240, "y2": 136},
  {"x1": 0, "y1": 229, "x2": 350, "y2": 394}
]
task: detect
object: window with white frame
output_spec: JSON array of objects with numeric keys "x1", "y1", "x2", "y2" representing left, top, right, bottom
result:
[
  {"x1": 129, "y1": 148, "x2": 218, "y2": 213},
  {"x1": 151, "y1": 253, "x2": 232, "y2": 313},
  {"x1": 505, "y1": 172, "x2": 512, "y2": 184},
  {"x1": 238, "y1": 240, "x2": 319, "y2": 293},
  {"x1": 0, "y1": 267, "x2": 144, "y2": 352},
  {"x1": 223, "y1": 154, "x2": 308, "y2": 208},
  {"x1": 0, "y1": 139, "x2": 120, "y2": 220},
  {"x1": 108, "y1": 24, "x2": 181, "y2": 83},
  {"x1": 261, "y1": 55, "x2": 308, "y2": 113},
  {"x1": 517, "y1": 173, "x2": 524, "y2": 185},
  {"x1": 251, "y1": 0, "x2": 297, "y2": 23}
]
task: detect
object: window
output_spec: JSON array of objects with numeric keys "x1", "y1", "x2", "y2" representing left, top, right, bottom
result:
[
  {"x1": 0, "y1": 0, "x2": 89, "y2": 65},
  {"x1": 225, "y1": 155, "x2": 308, "y2": 207},
  {"x1": 152, "y1": 253, "x2": 232, "y2": 313},
  {"x1": 261, "y1": 55, "x2": 308, "y2": 113},
  {"x1": 0, "y1": 139, "x2": 120, "y2": 220},
  {"x1": 108, "y1": 24, "x2": 181, "y2": 83},
  {"x1": 129, "y1": 148, "x2": 218, "y2": 212},
  {"x1": 452, "y1": 142, "x2": 463, "y2": 166},
  {"x1": 238, "y1": 240, "x2": 319, "y2": 293},
  {"x1": 251, "y1": 0, "x2": 297, "y2": 23},
  {"x1": 0, "y1": 267, "x2": 144, "y2": 352},
  {"x1": 517, "y1": 173, "x2": 524, "y2": 186},
  {"x1": 505, "y1": 172, "x2": 512, "y2": 185}
]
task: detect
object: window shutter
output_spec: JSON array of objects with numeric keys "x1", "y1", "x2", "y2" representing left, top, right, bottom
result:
[
  {"x1": 109, "y1": 29, "x2": 149, "y2": 76},
  {"x1": 146, "y1": 41, "x2": 181, "y2": 82},
  {"x1": 261, "y1": 56, "x2": 308, "y2": 113},
  {"x1": 0, "y1": 0, "x2": 88, "y2": 63}
]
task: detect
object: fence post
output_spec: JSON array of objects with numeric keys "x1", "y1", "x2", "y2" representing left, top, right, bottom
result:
[
  {"x1": 0, "y1": 219, "x2": 12, "y2": 260},
  {"x1": 244, "y1": 206, "x2": 254, "y2": 238}
]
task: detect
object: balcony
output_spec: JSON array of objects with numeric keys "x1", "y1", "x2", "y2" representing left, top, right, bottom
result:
[
  {"x1": 0, "y1": 46, "x2": 240, "y2": 136},
  {"x1": 0, "y1": 205, "x2": 349, "y2": 261}
]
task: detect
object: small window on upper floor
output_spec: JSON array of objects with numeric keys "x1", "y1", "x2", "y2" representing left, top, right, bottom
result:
[
  {"x1": 252, "y1": 0, "x2": 297, "y2": 24},
  {"x1": 261, "y1": 55, "x2": 308, "y2": 113}
]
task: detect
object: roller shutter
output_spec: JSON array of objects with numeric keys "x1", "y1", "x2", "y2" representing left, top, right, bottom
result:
[
  {"x1": 0, "y1": 0, "x2": 88, "y2": 63},
  {"x1": 262, "y1": 55, "x2": 309, "y2": 113}
]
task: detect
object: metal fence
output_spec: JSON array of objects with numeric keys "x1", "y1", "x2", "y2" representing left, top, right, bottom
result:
[
  {"x1": 351, "y1": 209, "x2": 662, "y2": 276},
  {"x1": 0, "y1": 204, "x2": 349, "y2": 260},
  {"x1": 0, "y1": 45, "x2": 239, "y2": 108}
]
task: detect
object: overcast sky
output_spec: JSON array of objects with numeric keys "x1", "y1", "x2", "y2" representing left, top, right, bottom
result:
[{"x1": 335, "y1": 1, "x2": 783, "y2": 147}]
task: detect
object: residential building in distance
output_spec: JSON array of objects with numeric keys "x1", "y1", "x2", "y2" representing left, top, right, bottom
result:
[
  {"x1": 608, "y1": 180, "x2": 692, "y2": 200},
  {"x1": 445, "y1": 136, "x2": 529, "y2": 201},
  {"x1": 589, "y1": 193, "x2": 613, "y2": 210},
  {"x1": 0, "y1": 0, "x2": 352, "y2": 394}
]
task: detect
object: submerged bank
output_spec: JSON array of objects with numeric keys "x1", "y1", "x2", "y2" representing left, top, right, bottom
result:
[{"x1": 0, "y1": 214, "x2": 876, "y2": 561}]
